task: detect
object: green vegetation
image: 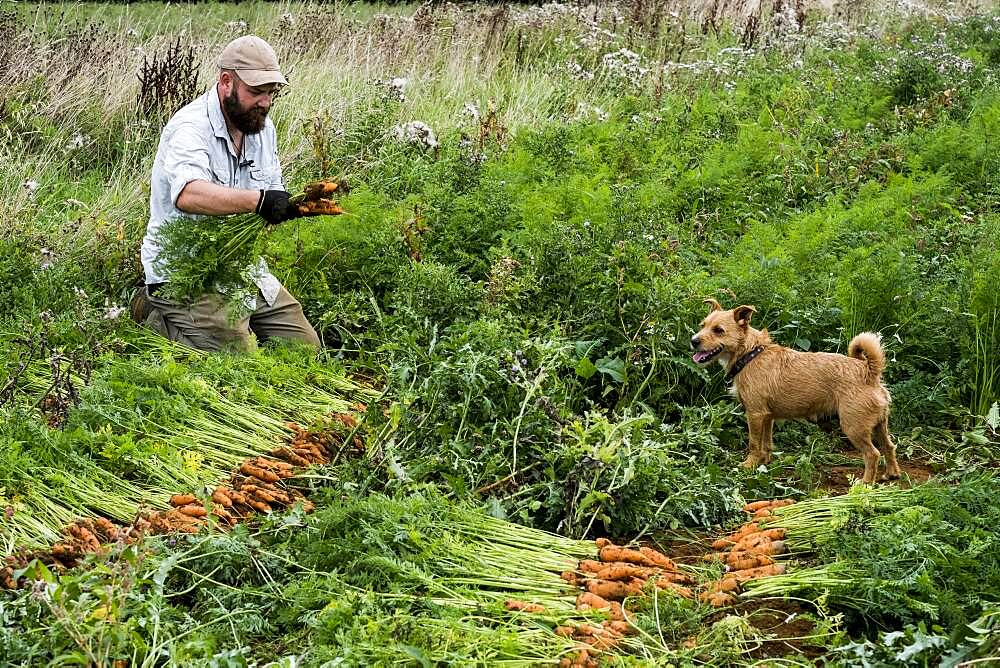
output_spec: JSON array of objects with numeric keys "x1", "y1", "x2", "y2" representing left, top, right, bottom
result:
[{"x1": 1, "y1": 1, "x2": 999, "y2": 665}]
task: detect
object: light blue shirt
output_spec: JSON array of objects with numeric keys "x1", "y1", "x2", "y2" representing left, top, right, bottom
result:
[{"x1": 142, "y1": 84, "x2": 284, "y2": 306}]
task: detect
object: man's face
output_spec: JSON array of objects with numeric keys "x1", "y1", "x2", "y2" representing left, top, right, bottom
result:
[{"x1": 222, "y1": 72, "x2": 278, "y2": 135}]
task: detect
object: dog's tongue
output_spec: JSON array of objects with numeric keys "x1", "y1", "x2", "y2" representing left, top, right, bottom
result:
[{"x1": 692, "y1": 351, "x2": 709, "y2": 363}]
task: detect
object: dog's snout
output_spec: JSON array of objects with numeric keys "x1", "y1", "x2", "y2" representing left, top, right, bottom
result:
[{"x1": 690, "y1": 336, "x2": 700, "y2": 350}]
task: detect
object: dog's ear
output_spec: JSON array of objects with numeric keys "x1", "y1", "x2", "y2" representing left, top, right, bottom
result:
[
  {"x1": 703, "y1": 298, "x2": 723, "y2": 313},
  {"x1": 733, "y1": 305, "x2": 756, "y2": 327}
]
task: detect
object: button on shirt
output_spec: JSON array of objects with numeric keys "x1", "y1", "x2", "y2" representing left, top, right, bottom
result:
[{"x1": 141, "y1": 85, "x2": 284, "y2": 308}]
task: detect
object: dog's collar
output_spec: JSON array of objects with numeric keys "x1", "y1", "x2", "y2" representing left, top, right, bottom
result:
[{"x1": 726, "y1": 345, "x2": 766, "y2": 381}]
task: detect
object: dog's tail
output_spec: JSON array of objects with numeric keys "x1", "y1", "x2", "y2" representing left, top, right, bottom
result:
[{"x1": 849, "y1": 332, "x2": 885, "y2": 384}]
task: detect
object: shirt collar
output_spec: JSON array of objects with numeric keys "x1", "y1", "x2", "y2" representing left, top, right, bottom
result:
[{"x1": 207, "y1": 84, "x2": 230, "y2": 145}]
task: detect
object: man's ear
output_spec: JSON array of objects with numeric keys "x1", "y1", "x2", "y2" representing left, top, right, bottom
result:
[
  {"x1": 703, "y1": 298, "x2": 722, "y2": 313},
  {"x1": 734, "y1": 305, "x2": 756, "y2": 327},
  {"x1": 219, "y1": 69, "x2": 235, "y2": 94}
]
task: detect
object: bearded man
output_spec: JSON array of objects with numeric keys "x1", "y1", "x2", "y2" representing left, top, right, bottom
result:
[{"x1": 133, "y1": 35, "x2": 320, "y2": 351}]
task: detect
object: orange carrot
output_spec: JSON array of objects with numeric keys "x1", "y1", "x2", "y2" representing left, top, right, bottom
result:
[
  {"x1": 211, "y1": 488, "x2": 233, "y2": 508},
  {"x1": 598, "y1": 545, "x2": 654, "y2": 566},
  {"x1": 707, "y1": 592, "x2": 736, "y2": 607},
  {"x1": 727, "y1": 553, "x2": 775, "y2": 571},
  {"x1": 707, "y1": 576, "x2": 740, "y2": 593},
  {"x1": 653, "y1": 580, "x2": 693, "y2": 599},
  {"x1": 604, "y1": 620, "x2": 634, "y2": 636},
  {"x1": 728, "y1": 563, "x2": 786, "y2": 581},
  {"x1": 561, "y1": 570, "x2": 579, "y2": 585},
  {"x1": 595, "y1": 564, "x2": 655, "y2": 581},
  {"x1": 555, "y1": 625, "x2": 575, "y2": 637},
  {"x1": 660, "y1": 570, "x2": 695, "y2": 584},
  {"x1": 743, "y1": 500, "x2": 774, "y2": 512},
  {"x1": 712, "y1": 522, "x2": 759, "y2": 549},
  {"x1": 240, "y1": 462, "x2": 280, "y2": 483},
  {"x1": 594, "y1": 537, "x2": 613, "y2": 548},
  {"x1": 746, "y1": 540, "x2": 786, "y2": 556},
  {"x1": 586, "y1": 579, "x2": 632, "y2": 601},
  {"x1": 302, "y1": 180, "x2": 341, "y2": 200},
  {"x1": 639, "y1": 546, "x2": 676, "y2": 570},
  {"x1": 576, "y1": 591, "x2": 612, "y2": 611},
  {"x1": 247, "y1": 499, "x2": 272, "y2": 514},
  {"x1": 578, "y1": 559, "x2": 604, "y2": 573},
  {"x1": 170, "y1": 494, "x2": 197, "y2": 507},
  {"x1": 178, "y1": 504, "x2": 207, "y2": 518},
  {"x1": 733, "y1": 528, "x2": 786, "y2": 550},
  {"x1": 297, "y1": 199, "x2": 344, "y2": 217},
  {"x1": 504, "y1": 599, "x2": 545, "y2": 613}
]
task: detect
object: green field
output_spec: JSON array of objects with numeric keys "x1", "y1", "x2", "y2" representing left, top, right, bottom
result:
[{"x1": 2, "y1": 1, "x2": 999, "y2": 666}]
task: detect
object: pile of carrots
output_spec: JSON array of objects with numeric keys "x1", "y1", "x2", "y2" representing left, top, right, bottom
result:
[
  {"x1": 1, "y1": 419, "x2": 364, "y2": 590},
  {"x1": 697, "y1": 499, "x2": 794, "y2": 607},
  {"x1": 504, "y1": 539, "x2": 691, "y2": 667},
  {"x1": 503, "y1": 498, "x2": 798, "y2": 667},
  {"x1": 295, "y1": 179, "x2": 346, "y2": 217},
  {"x1": 2, "y1": 517, "x2": 147, "y2": 587}
]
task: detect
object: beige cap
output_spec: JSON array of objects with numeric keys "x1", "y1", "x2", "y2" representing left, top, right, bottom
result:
[{"x1": 217, "y1": 35, "x2": 288, "y2": 87}]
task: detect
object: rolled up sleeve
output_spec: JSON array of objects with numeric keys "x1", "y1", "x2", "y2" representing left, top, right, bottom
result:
[{"x1": 161, "y1": 123, "x2": 214, "y2": 205}]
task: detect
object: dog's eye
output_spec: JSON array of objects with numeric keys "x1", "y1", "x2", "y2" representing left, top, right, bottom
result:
[{"x1": 712, "y1": 326, "x2": 724, "y2": 334}]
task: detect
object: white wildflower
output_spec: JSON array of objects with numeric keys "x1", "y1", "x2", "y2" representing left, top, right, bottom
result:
[
  {"x1": 103, "y1": 304, "x2": 126, "y2": 320},
  {"x1": 462, "y1": 102, "x2": 480, "y2": 120},
  {"x1": 388, "y1": 77, "x2": 408, "y2": 102},
  {"x1": 393, "y1": 121, "x2": 438, "y2": 150},
  {"x1": 23, "y1": 180, "x2": 39, "y2": 194}
]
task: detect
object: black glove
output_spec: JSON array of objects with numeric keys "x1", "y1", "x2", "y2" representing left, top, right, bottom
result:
[{"x1": 256, "y1": 189, "x2": 299, "y2": 225}]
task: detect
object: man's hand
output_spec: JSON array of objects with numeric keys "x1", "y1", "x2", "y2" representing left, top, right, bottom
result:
[{"x1": 256, "y1": 189, "x2": 301, "y2": 225}]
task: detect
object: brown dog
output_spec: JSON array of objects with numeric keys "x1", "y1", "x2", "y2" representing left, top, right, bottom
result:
[{"x1": 691, "y1": 299, "x2": 900, "y2": 484}]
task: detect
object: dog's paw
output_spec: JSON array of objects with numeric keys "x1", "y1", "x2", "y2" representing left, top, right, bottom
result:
[{"x1": 739, "y1": 456, "x2": 759, "y2": 469}]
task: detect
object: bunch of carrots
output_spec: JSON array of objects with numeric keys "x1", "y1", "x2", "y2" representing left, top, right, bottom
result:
[
  {"x1": 698, "y1": 498, "x2": 795, "y2": 607},
  {"x1": 0, "y1": 422, "x2": 362, "y2": 590},
  {"x1": 294, "y1": 179, "x2": 346, "y2": 217}
]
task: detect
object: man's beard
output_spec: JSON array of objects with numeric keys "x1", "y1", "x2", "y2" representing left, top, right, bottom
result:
[{"x1": 223, "y1": 86, "x2": 267, "y2": 134}]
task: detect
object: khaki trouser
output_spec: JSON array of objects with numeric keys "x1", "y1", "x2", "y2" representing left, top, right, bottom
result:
[{"x1": 142, "y1": 285, "x2": 320, "y2": 352}]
